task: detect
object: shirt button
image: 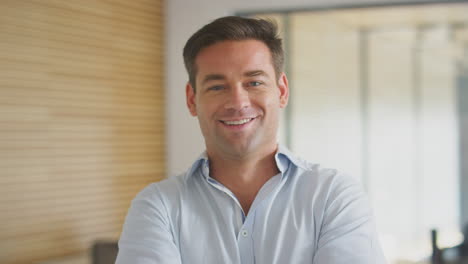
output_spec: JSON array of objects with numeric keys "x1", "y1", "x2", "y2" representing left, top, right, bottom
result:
[{"x1": 241, "y1": 230, "x2": 248, "y2": 237}]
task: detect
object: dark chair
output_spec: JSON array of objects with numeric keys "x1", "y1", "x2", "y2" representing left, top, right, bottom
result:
[
  {"x1": 92, "y1": 241, "x2": 118, "y2": 264},
  {"x1": 431, "y1": 225, "x2": 468, "y2": 264},
  {"x1": 431, "y1": 229, "x2": 443, "y2": 264}
]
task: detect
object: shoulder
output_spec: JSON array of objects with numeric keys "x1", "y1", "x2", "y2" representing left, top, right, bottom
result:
[
  {"x1": 278, "y1": 145, "x2": 361, "y2": 192},
  {"x1": 133, "y1": 172, "x2": 191, "y2": 208},
  {"x1": 289, "y1": 156, "x2": 374, "y2": 227},
  {"x1": 122, "y1": 172, "x2": 196, "y2": 232},
  {"x1": 134, "y1": 151, "x2": 208, "y2": 201},
  {"x1": 286, "y1": 154, "x2": 367, "y2": 216},
  {"x1": 288, "y1": 153, "x2": 362, "y2": 195}
]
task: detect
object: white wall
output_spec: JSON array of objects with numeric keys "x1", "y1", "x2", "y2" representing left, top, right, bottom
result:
[{"x1": 165, "y1": 0, "x2": 426, "y2": 176}]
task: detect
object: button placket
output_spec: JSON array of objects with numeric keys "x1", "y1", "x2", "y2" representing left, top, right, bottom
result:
[
  {"x1": 237, "y1": 210, "x2": 255, "y2": 264},
  {"x1": 241, "y1": 229, "x2": 248, "y2": 237}
]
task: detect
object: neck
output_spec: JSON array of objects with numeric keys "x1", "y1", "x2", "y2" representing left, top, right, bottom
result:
[{"x1": 207, "y1": 144, "x2": 280, "y2": 214}]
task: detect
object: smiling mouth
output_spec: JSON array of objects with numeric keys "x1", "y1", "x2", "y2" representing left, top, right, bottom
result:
[{"x1": 220, "y1": 118, "x2": 255, "y2": 126}]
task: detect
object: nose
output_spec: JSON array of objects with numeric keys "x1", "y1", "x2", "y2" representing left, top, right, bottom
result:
[{"x1": 224, "y1": 85, "x2": 250, "y2": 111}]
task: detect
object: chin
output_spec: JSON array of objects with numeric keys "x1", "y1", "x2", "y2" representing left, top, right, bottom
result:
[{"x1": 225, "y1": 140, "x2": 260, "y2": 157}]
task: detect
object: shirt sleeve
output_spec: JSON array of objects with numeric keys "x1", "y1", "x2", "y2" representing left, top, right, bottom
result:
[
  {"x1": 116, "y1": 184, "x2": 182, "y2": 264},
  {"x1": 313, "y1": 174, "x2": 387, "y2": 264}
]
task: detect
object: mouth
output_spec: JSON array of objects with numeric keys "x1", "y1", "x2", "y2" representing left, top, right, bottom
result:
[
  {"x1": 220, "y1": 118, "x2": 254, "y2": 126},
  {"x1": 219, "y1": 117, "x2": 256, "y2": 128}
]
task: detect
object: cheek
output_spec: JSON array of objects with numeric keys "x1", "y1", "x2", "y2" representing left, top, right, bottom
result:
[
  {"x1": 259, "y1": 96, "x2": 281, "y2": 124},
  {"x1": 197, "y1": 99, "x2": 218, "y2": 121},
  {"x1": 260, "y1": 93, "x2": 281, "y2": 109}
]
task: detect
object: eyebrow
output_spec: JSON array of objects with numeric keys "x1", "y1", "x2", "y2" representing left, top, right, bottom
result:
[
  {"x1": 201, "y1": 70, "x2": 269, "y2": 85},
  {"x1": 244, "y1": 70, "x2": 268, "y2": 77},
  {"x1": 201, "y1": 74, "x2": 225, "y2": 85}
]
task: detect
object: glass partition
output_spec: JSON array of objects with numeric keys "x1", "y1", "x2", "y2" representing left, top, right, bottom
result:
[{"x1": 246, "y1": 3, "x2": 468, "y2": 263}]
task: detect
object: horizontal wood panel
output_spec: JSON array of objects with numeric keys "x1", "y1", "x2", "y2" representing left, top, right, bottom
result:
[
  {"x1": 1, "y1": 184, "x2": 151, "y2": 218},
  {"x1": 0, "y1": 0, "x2": 165, "y2": 263},
  {"x1": 0, "y1": 105, "x2": 162, "y2": 121},
  {"x1": 2, "y1": 81, "x2": 163, "y2": 99},
  {"x1": 2, "y1": 204, "x2": 130, "y2": 229},
  {"x1": 0, "y1": 16, "x2": 162, "y2": 51},
  {"x1": 0, "y1": 170, "x2": 164, "y2": 187},
  {"x1": 0, "y1": 70, "x2": 162, "y2": 87},
  {"x1": 0, "y1": 52, "x2": 163, "y2": 75},
  {"x1": 1, "y1": 173, "x2": 158, "y2": 196},
  {"x1": 2, "y1": 212, "x2": 128, "y2": 242},
  {"x1": 0, "y1": 150, "x2": 163, "y2": 162},
  {"x1": 0, "y1": 121, "x2": 163, "y2": 132},
  {"x1": 0, "y1": 52, "x2": 162, "y2": 75},
  {"x1": 0, "y1": 89, "x2": 163, "y2": 107},
  {"x1": 0, "y1": 65, "x2": 162, "y2": 83},
  {"x1": 0, "y1": 229, "x2": 121, "y2": 262},
  {"x1": 0, "y1": 201, "x2": 138, "y2": 225},
  {"x1": 4, "y1": 0, "x2": 163, "y2": 28},
  {"x1": 0, "y1": 108, "x2": 163, "y2": 123},
  {"x1": 0, "y1": 37, "x2": 162, "y2": 63},
  {"x1": 0, "y1": 18, "x2": 162, "y2": 49},
  {"x1": 0, "y1": 129, "x2": 164, "y2": 141}
]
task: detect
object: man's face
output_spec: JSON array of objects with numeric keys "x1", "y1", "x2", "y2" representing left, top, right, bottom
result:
[{"x1": 186, "y1": 40, "x2": 289, "y2": 158}]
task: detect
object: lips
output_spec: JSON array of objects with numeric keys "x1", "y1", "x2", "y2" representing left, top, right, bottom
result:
[{"x1": 221, "y1": 118, "x2": 254, "y2": 125}]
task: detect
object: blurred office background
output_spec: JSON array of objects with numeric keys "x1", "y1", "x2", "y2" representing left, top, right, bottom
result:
[
  {"x1": 0, "y1": 1, "x2": 164, "y2": 263},
  {"x1": 247, "y1": 4, "x2": 468, "y2": 263},
  {"x1": 1, "y1": 0, "x2": 467, "y2": 264}
]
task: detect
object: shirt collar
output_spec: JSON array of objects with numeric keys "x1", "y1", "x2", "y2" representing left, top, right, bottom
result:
[
  {"x1": 185, "y1": 144, "x2": 306, "y2": 180},
  {"x1": 185, "y1": 151, "x2": 209, "y2": 180},
  {"x1": 275, "y1": 144, "x2": 295, "y2": 175}
]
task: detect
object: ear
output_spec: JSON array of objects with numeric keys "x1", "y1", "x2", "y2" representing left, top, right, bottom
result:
[
  {"x1": 186, "y1": 82, "x2": 197, "y2": 116},
  {"x1": 277, "y1": 72, "x2": 289, "y2": 108}
]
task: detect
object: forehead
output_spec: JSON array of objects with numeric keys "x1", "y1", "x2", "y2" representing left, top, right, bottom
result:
[{"x1": 194, "y1": 40, "x2": 274, "y2": 81}]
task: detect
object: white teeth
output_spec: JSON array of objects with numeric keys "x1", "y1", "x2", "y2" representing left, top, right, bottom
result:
[{"x1": 223, "y1": 118, "x2": 252, "y2": 125}]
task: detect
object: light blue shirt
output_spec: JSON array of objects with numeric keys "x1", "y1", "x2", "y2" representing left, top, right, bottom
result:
[{"x1": 116, "y1": 146, "x2": 387, "y2": 263}]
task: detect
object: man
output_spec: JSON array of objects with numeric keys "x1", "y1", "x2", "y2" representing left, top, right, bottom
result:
[{"x1": 116, "y1": 16, "x2": 386, "y2": 264}]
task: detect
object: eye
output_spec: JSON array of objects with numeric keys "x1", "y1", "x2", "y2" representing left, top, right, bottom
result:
[
  {"x1": 248, "y1": 81, "x2": 263, "y2": 87},
  {"x1": 208, "y1": 85, "x2": 224, "y2": 91}
]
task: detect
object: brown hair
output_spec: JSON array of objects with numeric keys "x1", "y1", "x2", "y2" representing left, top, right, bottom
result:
[{"x1": 183, "y1": 16, "x2": 284, "y2": 90}]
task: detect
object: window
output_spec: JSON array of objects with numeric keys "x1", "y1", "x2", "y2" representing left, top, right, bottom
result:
[{"x1": 246, "y1": 3, "x2": 468, "y2": 263}]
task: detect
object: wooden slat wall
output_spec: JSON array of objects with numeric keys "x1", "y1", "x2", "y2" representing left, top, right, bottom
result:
[{"x1": 0, "y1": 1, "x2": 165, "y2": 263}]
